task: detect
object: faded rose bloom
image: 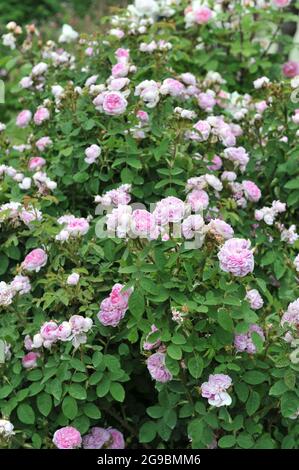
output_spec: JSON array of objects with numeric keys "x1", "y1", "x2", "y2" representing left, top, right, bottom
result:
[
  {"x1": 83, "y1": 427, "x2": 111, "y2": 449},
  {"x1": 146, "y1": 352, "x2": 172, "y2": 383},
  {"x1": 182, "y1": 214, "x2": 205, "y2": 240},
  {"x1": 207, "y1": 155, "x2": 222, "y2": 171},
  {"x1": 201, "y1": 374, "x2": 232, "y2": 407},
  {"x1": 234, "y1": 324, "x2": 265, "y2": 354},
  {"x1": 245, "y1": 289, "x2": 264, "y2": 310},
  {"x1": 11, "y1": 275, "x2": 31, "y2": 295},
  {"x1": 207, "y1": 219, "x2": 234, "y2": 240},
  {"x1": 143, "y1": 324, "x2": 161, "y2": 351},
  {"x1": 107, "y1": 428, "x2": 125, "y2": 449},
  {"x1": 272, "y1": 0, "x2": 291, "y2": 7},
  {"x1": 53, "y1": 426, "x2": 82, "y2": 449}
]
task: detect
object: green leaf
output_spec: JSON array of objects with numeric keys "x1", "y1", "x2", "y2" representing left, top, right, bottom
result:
[
  {"x1": 17, "y1": 403, "x2": 35, "y2": 424},
  {"x1": 110, "y1": 382, "x2": 125, "y2": 402},
  {"x1": 128, "y1": 289, "x2": 145, "y2": 319},
  {"x1": 0, "y1": 385, "x2": 13, "y2": 399},
  {"x1": 167, "y1": 344, "x2": 182, "y2": 360},
  {"x1": 69, "y1": 383, "x2": 87, "y2": 400},
  {"x1": 246, "y1": 391, "x2": 260, "y2": 416},
  {"x1": 0, "y1": 253, "x2": 9, "y2": 275},
  {"x1": 36, "y1": 393, "x2": 52, "y2": 417},
  {"x1": 237, "y1": 433, "x2": 254, "y2": 449},
  {"x1": 251, "y1": 331, "x2": 263, "y2": 353},
  {"x1": 217, "y1": 310, "x2": 234, "y2": 332},
  {"x1": 218, "y1": 435, "x2": 236, "y2": 448},
  {"x1": 284, "y1": 370, "x2": 296, "y2": 390},
  {"x1": 147, "y1": 406, "x2": 164, "y2": 418},
  {"x1": 188, "y1": 357, "x2": 204, "y2": 379},
  {"x1": 139, "y1": 421, "x2": 157, "y2": 443},
  {"x1": 96, "y1": 377, "x2": 111, "y2": 398},
  {"x1": 243, "y1": 371, "x2": 268, "y2": 385},
  {"x1": 83, "y1": 403, "x2": 101, "y2": 419},
  {"x1": 269, "y1": 380, "x2": 288, "y2": 397},
  {"x1": 62, "y1": 396, "x2": 78, "y2": 420},
  {"x1": 281, "y1": 392, "x2": 299, "y2": 418}
]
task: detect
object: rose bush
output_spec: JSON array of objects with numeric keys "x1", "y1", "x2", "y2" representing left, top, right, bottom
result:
[{"x1": 0, "y1": 0, "x2": 299, "y2": 449}]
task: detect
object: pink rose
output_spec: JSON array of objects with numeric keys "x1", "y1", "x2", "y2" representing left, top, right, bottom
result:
[
  {"x1": 22, "y1": 352, "x2": 39, "y2": 369},
  {"x1": 115, "y1": 48, "x2": 130, "y2": 62},
  {"x1": 194, "y1": 7, "x2": 213, "y2": 24},
  {"x1": 22, "y1": 248, "x2": 48, "y2": 272},
  {"x1": 272, "y1": 0, "x2": 291, "y2": 7},
  {"x1": 282, "y1": 61, "x2": 299, "y2": 78},
  {"x1": 242, "y1": 180, "x2": 261, "y2": 202},
  {"x1": 207, "y1": 155, "x2": 222, "y2": 171},
  {"x1": 40, "y1": 321, "x2": 58, "y2": 341},
  {"x1": 33, "y1": 107, "x2": 50, "y2": 125},
  {"x1": 130, "y1": 209, "x2": 159, "y2": 240},
  {"x1": 35, "y1": 136, "x2": 52, "y2": 151},
  {"x1": 102, "y1": 92, "x2": 128, "y2": 115},
  {"x1": 16, "y1": 110, "x2": 32, "y2": 128},
  {"x1": 56, "y1": 321, "x2": 72, "y2": 341},
  {"x1": 53, "y1": 427, "x2": 82, "y2": 449},
  {"x1": 187, "y1": 189, "x2": 209, "y2": 212},
  {"x1": 111, "y1": 62, "x2": 129, "y2": 78},
  {"x1": 217, "y1": 238, "x2": 254, "y2": 277},
  {"x1": 28, "y1": 157, "x2": 46, "y2": 171}
]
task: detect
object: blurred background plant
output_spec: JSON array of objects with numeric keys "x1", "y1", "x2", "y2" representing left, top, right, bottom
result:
[{"x1": 0, "y1": 0, "x2": 128, "y2": 31}]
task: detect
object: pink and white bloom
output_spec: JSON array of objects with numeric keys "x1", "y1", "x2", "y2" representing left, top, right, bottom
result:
[
  {"x1": 16, "y1": 110, "x2": 32, "y2": 128},
  {"x1": 242, "y1": 180, "x2": 261, "y2": 202},
  {"x1": 67, "y1": 272, "x2": 80, "y2": 286},
  {"x1": 33, "y1": 107, "x2": 50, "y2": 125},
  {"x1": 22, "y1": 352, "x2": 40, "y2": 369},
  {"x1": 35, "y1": 136, "x2": 52, "y2": 151},
  {"x1": 22, "y1": 248, "x2": 48, "y2": 272},
  {"x1": 282, "y1": 61, "x2": 299, "y2": 78},
  {"x1": 201, "y1": 374, "x2": 232, "y2": 407},
  {"x1": 85, "y1": 144, "x2": 101, "y2": 164},
  {"x1": 28, "y1": 157, "x2": 46, "y2": 171},
  {"x1": 217, "y1": 238, "x2": 254, "y2": 277},
  {"x1": 53, "y1": 427, "x2": 82, "y2": 449}
]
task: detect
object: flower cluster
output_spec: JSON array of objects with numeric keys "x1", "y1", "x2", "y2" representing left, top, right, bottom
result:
[{"x1": 24, "y1": 315, "x2": 93, "y2": 352}]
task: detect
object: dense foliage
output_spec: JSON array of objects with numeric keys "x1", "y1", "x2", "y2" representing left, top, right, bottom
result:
[{"x1": 0, "y1": 0, "x2": 299, "y2": 450}]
